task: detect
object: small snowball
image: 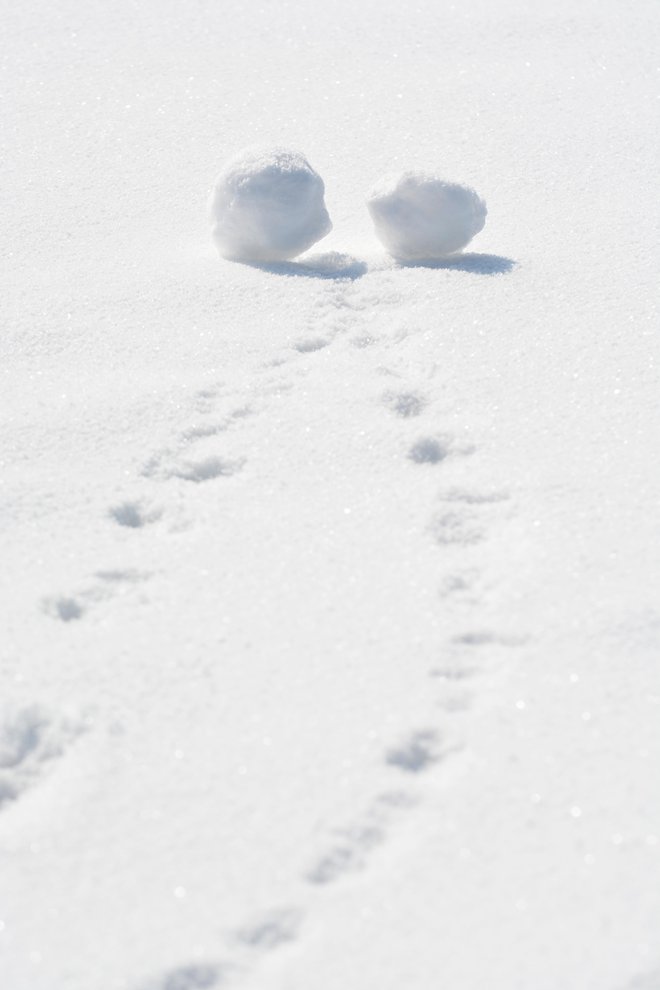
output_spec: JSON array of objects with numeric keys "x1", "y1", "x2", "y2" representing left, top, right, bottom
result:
[
  {"x1": 367, "y1": 171, "x2": 487, "y2": 261},
  {"x1": 210, "y1": 147, "x2": 332, "y2": 262}
]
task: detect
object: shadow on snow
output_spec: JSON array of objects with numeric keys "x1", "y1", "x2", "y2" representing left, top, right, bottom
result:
[
  {"x1": 245, "y1": 251, "x2": 516, "y2": 279},
  {"x1": 248, "y1": 252, "x2": 368, "y2": 280},
  {"x1": 401, "y1": 253, "x2": 517, "y2": 275}
]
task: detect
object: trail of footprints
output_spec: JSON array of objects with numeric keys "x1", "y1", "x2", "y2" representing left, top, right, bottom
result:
[
  {"x1": 29, "y1": 268, "x2": 524, "y2": 988},
  {"x1": 42, "y1": 272, "x2": 398, "y2": 626},
  {"x1": 137, "y1": 375, "x2": 521, "y2": 988},
  {"x1": 42, "y1": 391, "x2": 256, "y2": 623}
]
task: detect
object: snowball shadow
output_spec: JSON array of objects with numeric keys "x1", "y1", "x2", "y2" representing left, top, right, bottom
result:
[
  {"x1": 401, "y1": 253, "x2": 516, "y2": 275},
  {"x1": 247, "y1": 251, "x2": 368, "y2": 280}
]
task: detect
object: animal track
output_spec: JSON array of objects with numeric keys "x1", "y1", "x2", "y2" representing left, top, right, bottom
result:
[
  {"x1": 234, "y1": 907, "x2": 301, "y2": 950},
  {"x1": 429, "y1": 486, "x2": 510, "y2": 549},
  {"x1": 351, "y1": 333, "x2": 379, "y2": 348},
  {"x1": 141, "y1": 964, "x2": 224, "y2": 990},
  {"x1": 408, "y1": 436, "x2": 452, "y2": 464},
  {"x1": 385, "y1": 729, "x2": 441, "y2": 773},
  {"x1": 438, "y1": 487, "x2": 509, "y2": 505},
  {"x1": 306, "y1": 823, "x2": 386, "y2": 884},
  {"x1": 139, "y1": 907, "x2": 302, "y2": 990},
  {"x1": 48, "y1": 596, "x2": 85, "y2": 622},
  {"x1": 44, "y1": 569, "x2": 150, "y2": 622},
  {"x1": 427, "y1": 628, "x2": 524, "y2": 706},
  {"x1": 429, "y1": 662, "x2": 475, "y2": 681},
  {"x1": 141, "y1": 452, "x2": 243, "y2": 485},
  {"x1": 0, "y1": 705, "x2": 84, "y2": 809},
  {"x1": 179, "y1": 407, "x2": 252, "y2": 444},
  {"x1": 438, "y1": 570, "x2": 479, "y2": 597},
  {"x1": 96, "y1": 568, "x2": 149, "y2": 584},
  {"x1": 305, "y1": 791, "x2": 415, "y2": 886},
  {"x1": 141, "y1": 385, "x2": 251, "y2": 491},
  {"x1": 382, "y1": 390, "x2": 427, "y2": 418},
  {"x1": 429, "y1": 510, "x2": 484, "y2": 546},
  {"x1": 179, "y1": 423, "x2": 226, "y2": 443},
  {"x1": 452, "y1": 630, "x2": 525, "y2": 648},
  {"x1": 166, "y1": 455, "x2": 243, "y2": 484},
  {"x1": 110, "y1": 500, "x2": 162, "y2": 529},
  {"x1": 294, "y1": 337, "x2": 329, "y2": 353},
  {"x1": 44, "y1": 595, "x2": 88, "y2": 622},
  {"x1": 194, "y1": 384, "x2": 226, "y2": 414}
]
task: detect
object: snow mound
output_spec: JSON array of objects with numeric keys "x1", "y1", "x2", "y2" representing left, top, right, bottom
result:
[
  {"x1": 367, "y1": 171, "x2": 487, "y2": 261},
  {"x1": 210, "y1": 147, "x2": 332, "y2": 262}
]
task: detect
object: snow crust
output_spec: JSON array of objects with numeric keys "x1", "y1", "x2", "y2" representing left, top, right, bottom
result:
[
  {"x1": 367, "y1": 171, "x2": 487, "y2": 261},
  {"x1": 210, "y1": 148, "x2": 332, "y2": 262}
]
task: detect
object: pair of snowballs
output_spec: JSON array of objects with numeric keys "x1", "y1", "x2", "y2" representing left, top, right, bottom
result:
[{"x1": 210, "y1": 148, "x2": 487, "y2": 265}]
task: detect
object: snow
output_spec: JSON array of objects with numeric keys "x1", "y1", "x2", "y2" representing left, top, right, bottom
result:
[
  {"x1": 210, "y1": 148, "x2": 332, "y2": 262},
  {"x1": 2, "y1": 0, "x2": 660, "y2": 989},
  {"x1": 367, "y1": 172, "x2": 487, "y2": 261}
]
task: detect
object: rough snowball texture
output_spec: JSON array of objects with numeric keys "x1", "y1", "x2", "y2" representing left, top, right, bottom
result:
[
  {"x1": 367, "y1": 171, "x2": 487, "y2": 261},
  {"x1": 210, "y1": 148, "x2": 332, "y2": 262}
]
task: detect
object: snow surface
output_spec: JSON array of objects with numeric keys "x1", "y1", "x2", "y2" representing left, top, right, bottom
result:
[
  {"x1": 2, "y1": 1, "x2": 660, "y2": 989},
  {"x1": 210, "y1": 148, "x2": 332, "y2": 263},
  {"x1": 367, "y1": 172, "x2": 487, "y2": 261}
]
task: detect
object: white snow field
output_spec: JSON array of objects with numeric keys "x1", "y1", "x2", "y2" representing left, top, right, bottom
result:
[{"x1": 1, "y1": 1, "x2": 659, "y2": 989}]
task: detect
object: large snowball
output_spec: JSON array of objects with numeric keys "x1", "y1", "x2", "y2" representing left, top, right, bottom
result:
[
  {"x1": 367, "y1": 171, "x2": 487, "y2": 261},
  {"x1": 210, "y1": 148, "x2": 332, "y2": 263}
]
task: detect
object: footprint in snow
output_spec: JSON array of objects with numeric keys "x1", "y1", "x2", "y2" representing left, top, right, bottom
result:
[
  {"x1": 437, "y1": 569, "x2": 480, "y2": 598},
  {"x1": 429, "y1": 488, "x2": 510, "y2": 549},
  {"x1": 305, "y1": 791, "x2": 414, "y2": 886},
  {"x1": 179, "y1": 406, "x2": 253, "y2": 445},
  {"x1": 427, "y1": 630, "x2": 526, "y2": 707},
  {"x1": 140, "y1": 382, "x2": 252, "y2": 485},
  {"x1": 385, "y1": 729, "x2": 443, "y2": 773},
  {"x1": 429, "y1": 510, "x2": 484, "y2": 546},
  {"x1": 143, "y1": 453, "x2": 244, "y2": 484},
  {"x1": 451, "y1": 630, "x2": 526, "y2": 648},
  {"x1": 47, "y1": 595, "x2": 85, "y2": 622},
  {"x1": 194, "y1": 384, "x2": 225, "y2": 414},
  {"x1": 43, "y1": 569, "x2": 150, "y2": 622},
  {"x1": 408, "y1": 435, "x2": 453, "y2": 464},
  {"x1": 350, "y1": 333, "x2": 379, "y2": 348},
  {"x1": 139, "y1": 909, "x2": 302, "y2": 990},
  {"x1": 439, "y1": 487, "x2": 510, "y2": 505},
  {"x1": 234, "y1": 907, "x2": 302, "y2": 952},
  {"x1": 178, "y1": 422, "x2": 227, "y2": 443},
  {"x1": 382, "y1": 389, "x2": 427, "y2": 418},
  {"x1": 167, "y1": 455, "x2": 243, "y2": 484},
  {"x1": 294, "y1": 336, "x2": 330, "y2": 353},
  {"x1": 0, "y1": 704, "x2": 85, "y2": 810},
  {"x1": 429, "y1": 660, "x2": 476, "y2": 681},
  {"x1": 110, "y1": 499, "x2": 162, "y2": 529},
  {"x1": 306, "y1": 823, "x2": 385, "y2": 884},
  {"x1": 140, "y1": 964, "x2": 224, "y2": 990}
]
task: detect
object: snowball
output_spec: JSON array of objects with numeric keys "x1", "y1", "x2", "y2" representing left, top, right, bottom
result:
[
  {"x1": 367, "y1": 171, "x2": 487, "y2": 261},
  {"x1": 210, "y1": 147, "x2": 332, "y2": 263}
]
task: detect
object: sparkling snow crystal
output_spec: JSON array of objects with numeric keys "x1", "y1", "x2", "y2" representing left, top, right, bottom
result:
[
  {"x1": 210, "y1": 147, "x2": 332, "y2": 263},
  {"x1": 367, "y1": 171, "x2": 487, "y2": 261}
]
